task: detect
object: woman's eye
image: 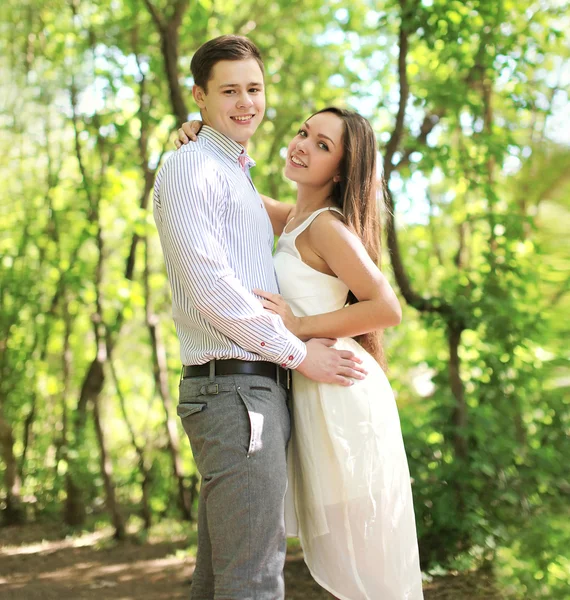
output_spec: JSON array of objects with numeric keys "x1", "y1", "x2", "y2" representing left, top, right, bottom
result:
[
  {"x1": 319, "y1": 142, "x2": 329, "y2": 151},
  {"x1": 298, "y1": 129, "x2": 307, "y2": 137}
]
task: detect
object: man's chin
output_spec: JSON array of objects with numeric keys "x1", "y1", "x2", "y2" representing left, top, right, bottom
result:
[{"x1": 230, "y1": 120, "x2": 260, "y2": 141}]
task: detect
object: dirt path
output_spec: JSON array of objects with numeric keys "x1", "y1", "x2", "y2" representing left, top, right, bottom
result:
[{"x1": 0, "y1": 524, "x2": 499, "y2": 599}]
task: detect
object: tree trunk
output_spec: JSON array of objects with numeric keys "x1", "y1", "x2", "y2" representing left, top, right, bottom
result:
[
  {"x1": 448, "y1": 323, "x2": 468, "y2": 461},
  {"x1": 142, "y1": 0, "x2": 190, "y2": 126},
  {"x1": 147, "y1": 312, "x2": 193, "y2": 520},
  {"x1": 20, "y1": 394, "x2": 37, "y2": 482},
  {"x1": 64, "y1": 474, "x2": 85, "y2": 526},
  {"x1": 55, "y1": 307, "x2": 72, "y2": 475},
  {"x1": 110, "y1": 357, "x2": 153, "y2": 529},
  {"x1": 64, "y1": 357, "x2": 104, "y2": 526},
  {"x1": 145, "y1": 236, "x2": 193, "y2": 520},
  {"x1": 161, "y1": 25, "x2": 188, "y2": 126},
  {"x1": 92, "y1": 396, "x2": 126, "y2": 540},
  {"x1": 0, "y1": 411, "x2": 24, "y2": 524}
]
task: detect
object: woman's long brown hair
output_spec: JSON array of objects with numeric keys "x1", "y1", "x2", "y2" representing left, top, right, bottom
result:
[{"x1": 311, "y1": 107, "x2": 386, "y2": 367}]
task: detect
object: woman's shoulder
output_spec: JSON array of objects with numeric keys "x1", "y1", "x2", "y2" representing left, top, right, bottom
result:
[
  {"x1": 308, "y1": 208, "x2": 365, "y2": 258},
  {"x1": 308, "y1": 208, "x2": 350, "y2": 237}
]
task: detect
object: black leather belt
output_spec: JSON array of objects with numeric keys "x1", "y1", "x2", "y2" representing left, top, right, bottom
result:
[{"x1": 182, "y1": 360, "x2": 290, "y2": 388}]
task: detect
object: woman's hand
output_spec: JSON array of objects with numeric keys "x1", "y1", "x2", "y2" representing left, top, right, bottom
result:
[
  {"x1": 254, "y1": 289, "x2": 303, "y2": 338},
  {"x1": 174, "y1": 120, "x2": 203, "y2": 149}
]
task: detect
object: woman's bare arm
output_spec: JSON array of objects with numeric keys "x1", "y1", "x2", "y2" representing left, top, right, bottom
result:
[{"x1": 256, "y1": 211, "x2": 401, "y2": 339}]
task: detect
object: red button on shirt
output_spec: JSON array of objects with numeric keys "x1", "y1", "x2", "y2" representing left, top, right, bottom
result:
[
  {"x1": 260, "y1": 342, "x2": 266, "y2": 347},
  {"x1": 281, "y1": 363, "x2": 287, "y2": 368},
  {"x1": 288, "y1": 355, "x2": 294, "y2": 361}
]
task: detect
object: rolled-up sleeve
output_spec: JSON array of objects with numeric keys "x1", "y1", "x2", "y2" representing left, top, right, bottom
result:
[{"x1": 156, "y1": 151, "x2": 306, "y2": 368}]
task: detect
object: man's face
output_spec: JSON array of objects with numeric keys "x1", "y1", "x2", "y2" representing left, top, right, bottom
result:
[{"x1": 193, "y1": 58, "x2": 265, "y2": 148}]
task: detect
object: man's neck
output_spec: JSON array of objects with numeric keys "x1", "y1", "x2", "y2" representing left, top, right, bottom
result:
[{"x1": 201, "y1": 118, "x2": 249, "y2": 151}]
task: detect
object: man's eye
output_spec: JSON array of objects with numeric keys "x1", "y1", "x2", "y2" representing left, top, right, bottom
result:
[
  {"x1": 249, "y1": 88, "x2": 261, "y2": 93},
  {"x1": 224, "y1": 90, "x2": 236, "y2": 94}
]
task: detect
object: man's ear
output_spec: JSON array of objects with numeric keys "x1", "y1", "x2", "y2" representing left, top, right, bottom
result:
[{"x1": 192, "y1": 85, "x2": 207, "y2": 109}]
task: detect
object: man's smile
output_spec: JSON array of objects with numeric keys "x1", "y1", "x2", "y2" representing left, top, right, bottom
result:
[{"x1": 231, "y1": 114, "x2": 255, "y2": 123}]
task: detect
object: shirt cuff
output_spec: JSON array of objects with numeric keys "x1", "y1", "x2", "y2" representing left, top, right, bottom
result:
[{"x1": 276, "y1": 338, "x2": 307, "y2": 370}]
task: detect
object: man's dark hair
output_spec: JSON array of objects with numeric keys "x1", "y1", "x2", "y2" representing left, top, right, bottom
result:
[{"x1": 191, "y1": 35, "x2": 264, "y2": 92}]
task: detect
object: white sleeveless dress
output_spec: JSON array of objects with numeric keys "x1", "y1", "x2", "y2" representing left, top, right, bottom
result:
[{"x1": 274, "y1": 208, "x2": 423, "y2": 600}]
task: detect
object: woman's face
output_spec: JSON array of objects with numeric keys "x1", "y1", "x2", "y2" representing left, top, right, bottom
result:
[{"x1": 284, "y1": 112, "x2": 344, "y2": 188}]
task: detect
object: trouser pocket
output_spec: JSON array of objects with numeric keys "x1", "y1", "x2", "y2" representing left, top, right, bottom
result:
[
  {"x1": 237, "y1": 387, "x2": 266, "y2": 458},
  {"x1": 177, "y1": 402, "x2": 207, "y2": 419}
]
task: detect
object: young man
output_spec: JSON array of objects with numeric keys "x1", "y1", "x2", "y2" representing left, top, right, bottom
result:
[{"x1": 153, "y1": 35, "x2": 364, "y2": 600}]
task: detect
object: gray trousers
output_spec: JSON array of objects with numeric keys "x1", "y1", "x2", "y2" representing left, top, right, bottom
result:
[{"x1": 177, "y1": 372, "x2": 290, "y2": 600}]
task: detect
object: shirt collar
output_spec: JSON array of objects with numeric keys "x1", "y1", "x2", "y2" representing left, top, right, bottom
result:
[{"x1": 199, "y1": 125, "x2": 256, "y2": 169}]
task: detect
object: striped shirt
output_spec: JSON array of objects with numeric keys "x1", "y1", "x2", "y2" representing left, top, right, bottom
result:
[{"x1": 153, "y1": 125, "x2": 307, "y2": 368}]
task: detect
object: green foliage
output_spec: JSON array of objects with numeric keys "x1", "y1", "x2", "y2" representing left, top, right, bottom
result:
[{"x1": 1, "y1": 0, "x2": 569, "y2": 596}]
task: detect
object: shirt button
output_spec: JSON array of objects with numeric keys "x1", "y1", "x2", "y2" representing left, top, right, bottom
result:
[
  {"x1": 261, "y1": 342, "x2": 266, "y2": 347},
  {"x1": 281, "y1": 363, "x2": 287, "y2": 368},
  {"x1": 288, "y1": 355, "x2": 294, "y2": 361}
]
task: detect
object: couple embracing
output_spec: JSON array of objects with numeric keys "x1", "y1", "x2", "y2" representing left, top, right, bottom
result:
[{"x1": 154, "y1": 34, "x2": 423, "y2": 600}]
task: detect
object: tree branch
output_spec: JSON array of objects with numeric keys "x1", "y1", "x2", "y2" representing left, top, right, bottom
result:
[
  {"x1": 383, "y1": 24, "x2": 409, "y2": 181},
  {"x1": 141, "y1": 0, "x2": 164, "y2": 30},
  {"x1": 394, "y1": 109, "x2": 445, "y2": 172},
  {"x1": 171, "y1": 0, "x2": 189, "y2": 28},
  {"x1": 381, "y1": 14, "x2": 453, "y2": 317},
  {"x1": 141, "y1": 0, "x2": 190, "y2": 125}
]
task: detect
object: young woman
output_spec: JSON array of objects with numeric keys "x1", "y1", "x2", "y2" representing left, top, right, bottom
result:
[{"x1": 178, "y1": 108, "x2": 423, "y2": 600}]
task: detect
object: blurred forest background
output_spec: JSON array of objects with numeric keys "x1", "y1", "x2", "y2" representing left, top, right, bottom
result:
[{"x1": 1, "y1": 0, "x2": 569, "y2": 598}]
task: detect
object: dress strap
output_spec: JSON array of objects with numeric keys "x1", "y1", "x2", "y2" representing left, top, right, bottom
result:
[{"x1": 284, "y1": 207, "x2": 344, "y2": 238}]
